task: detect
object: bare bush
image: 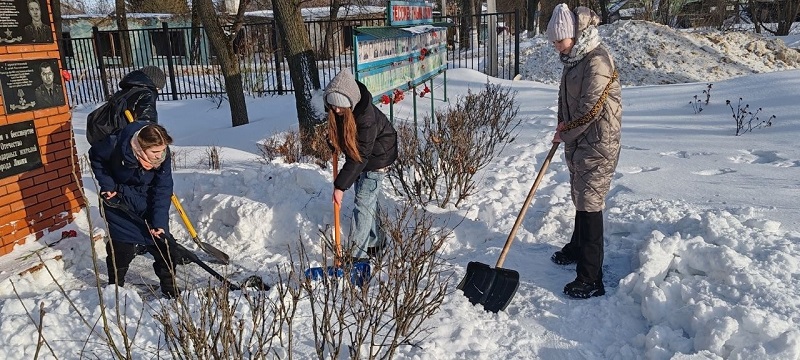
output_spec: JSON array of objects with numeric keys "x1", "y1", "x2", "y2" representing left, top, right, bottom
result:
[
  {"x1": 257, "y1": 126, "x2": 331, "y2": 167},
  {"x1": 153, "y1": 280, "x2": 297, "y2": 359},
  {"x1": 388, "y1": 82, "x2": 521, "y2": 207},
  {"x1": 300, "y1": 201, "x2": 452, "y2": 359},
  {"x1": 170, "y1": 148, "x2": 188, "y2": 170},
  {"x1": 143, "y1": 201, "x2": 451, "y2": 360},
  {"x1": 78, "y1": 154, "x2": 91, "y2": 174},
  {"x1": 727, "y1": 97, "x2": 776, "y2": 136},
  {"x1": 205, "y1": 145, "x2": 221, "y2": 170},
  {"x1": 689, "y1": 83, "x2": 712, "y2": 114}
]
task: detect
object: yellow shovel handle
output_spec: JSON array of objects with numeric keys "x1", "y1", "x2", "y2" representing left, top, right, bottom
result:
[
  {"x1": 171, "y1": 195, "x2": 199, "y2": 239},
  {"x1": 123, "y1": 109, "x2": 135, "y2": 123}
]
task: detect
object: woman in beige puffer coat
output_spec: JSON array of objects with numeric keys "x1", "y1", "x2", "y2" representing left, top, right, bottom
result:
[{"x1": 547, "y1": 4, "x2": 622, "y2": 299}]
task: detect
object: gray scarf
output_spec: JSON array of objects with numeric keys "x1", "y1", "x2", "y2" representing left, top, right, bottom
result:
[{"x1": 560, "y1": 27, "x2": 601, "y2": 68}]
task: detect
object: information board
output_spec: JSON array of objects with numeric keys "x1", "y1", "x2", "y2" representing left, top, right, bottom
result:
[{"x1": 355, "y1": 27, "x2": 447, "y2": 101}]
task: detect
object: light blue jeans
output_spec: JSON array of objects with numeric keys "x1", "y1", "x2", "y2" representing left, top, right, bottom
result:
[{"x1": 348, "y1": 171, "x2": 385, "y2": 259}]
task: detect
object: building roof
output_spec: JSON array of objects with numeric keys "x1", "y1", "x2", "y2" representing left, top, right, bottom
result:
[
  {"x1": 245, "y1": 5, "x2": 385, "y2": 21},
  {"x1": 63, "y1": 12, "x2": 175, "y2": 20}
]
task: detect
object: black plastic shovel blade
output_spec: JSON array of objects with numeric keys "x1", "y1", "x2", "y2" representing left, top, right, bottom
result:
[
  {"x1": 457, "y1": 261, "x2": 520, "y2": 313},
  {"x1": 198, "y1": 242, "x2": 230, "y2": 265}
]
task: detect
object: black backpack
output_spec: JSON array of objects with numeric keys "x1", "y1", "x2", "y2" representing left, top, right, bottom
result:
[{"x1": 86, "y1": 88, "x2": 148, "y2": 146}]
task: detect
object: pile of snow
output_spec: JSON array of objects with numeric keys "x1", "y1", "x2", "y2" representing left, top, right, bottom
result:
[{"x1": 520, "y1": 20, "x2": 800, "y2": 85}]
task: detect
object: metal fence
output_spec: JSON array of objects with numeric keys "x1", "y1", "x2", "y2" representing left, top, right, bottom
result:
[{"x1": 60, "y1": 11, "x2": 519, "y2": 106}]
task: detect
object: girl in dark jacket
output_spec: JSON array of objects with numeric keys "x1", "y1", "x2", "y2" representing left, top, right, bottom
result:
[
  {"x1": 89, "y1": 121, "x2": 179, "y2": 297},
  {"x1": 324, "y1": 70, "x2": 398, "y2": 262}
]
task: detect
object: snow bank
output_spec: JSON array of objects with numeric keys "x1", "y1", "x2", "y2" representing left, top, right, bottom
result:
[{"x1": 520, "y1": 20, "x2": 800, "y2": 86}]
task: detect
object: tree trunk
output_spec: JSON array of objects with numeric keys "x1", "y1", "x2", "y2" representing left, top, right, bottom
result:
[
  {"x1": 271, "y1": 0, "x2": 323, "y2": 149},
  {"x1": 526, "y1": 0, "x2": 539, "y2": 36},
  {"x1": 458, "y1": 0, "x2": 474, "y2": 49},
  {"x1": 598, "y1": 0, "x2": 608, "y2": 24},
  {"x1": 190, "y1": 6, "x2": 203, "y2": 64},
  {"x1": 114, "y1": 0, "x2": 132, "y2": 67},
  {"x1": 748, "y1": 0, "x2": 763, "y2": 34},
  {"x1": 319, "y1": 0, "x2": 342, "y2": 60},
  {"x1": 776, "y1": 0, "x2": 800, "y2": 36},
  {"x1": 194, "y1": 0, "x2": 250, "y2": 127}
]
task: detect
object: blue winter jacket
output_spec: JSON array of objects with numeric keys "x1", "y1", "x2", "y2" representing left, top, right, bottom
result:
[{"x1": 89, "y1": 121, "x2": 173, "y2": 245}]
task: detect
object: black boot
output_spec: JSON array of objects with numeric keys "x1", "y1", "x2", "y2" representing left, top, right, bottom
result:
[
  {"x1": 149, "y1": 244, "x2": 181, "y2": 299},
  {"x1": 159, "y1": 277, "x2": 181, "y2": 299},
  {"x1": 575, "y1": 211, "x2": 604, "y2": 286},
  {"x1": 552, "y1": 214, "x2": 581, "y2": 265},
  {"x1": 107, "y1": 265, "x2": 129, "y2": 287},
  {"x1": 106, "y1": 241, "x2": 137, "y2": 287},
  {"x1": 564, "y1": 279, "x2": 605, "y2": 299},
  {"x1": 551, "y1": 250, "x2": 577, "y2": 265}
]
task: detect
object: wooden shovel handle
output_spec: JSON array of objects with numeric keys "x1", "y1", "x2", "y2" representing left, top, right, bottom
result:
[
  {"x1": 333, "y1": 153, "x2": 342, "y2": 264},
  {"x1": 495, "y1": 143, "x2": 560, "y2": 268}
]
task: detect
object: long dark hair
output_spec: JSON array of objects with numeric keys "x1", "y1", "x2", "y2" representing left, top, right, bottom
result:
[{"x1": 327, "y1": 107, "x2": 362, "y2": 163}]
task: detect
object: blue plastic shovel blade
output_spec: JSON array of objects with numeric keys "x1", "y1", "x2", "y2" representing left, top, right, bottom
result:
[
  {"x1": 327, "y1": 266, "x2": 345, "y2": 278},
  {"x1": 350, "y1": 262, "x2": 371, "y2": 286},
  {"x1": 305, "y1": 267, "x2": 325, "y2": 280},
  {"x1": 304, "y1": 265, "x2": 346, "y2": 282}
]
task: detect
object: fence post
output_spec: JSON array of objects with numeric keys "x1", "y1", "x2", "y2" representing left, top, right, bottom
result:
[
  {"x1": 91, "y1": 26, "x2": 110, "y2": 99},
  {"x1": 514, "y1": 10, "x2": 520, "y2": 78},
  {"x1": 162, "y1": 22, "x2": 179, "y2": 100},
  {"x1": 271, "y1": 20, "x2": 284, "y2": 95}
]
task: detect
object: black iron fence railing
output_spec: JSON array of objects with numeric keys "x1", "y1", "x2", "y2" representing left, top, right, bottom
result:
[{"x1": 60, "y1": 12, "x2": 518, "y2": 106}]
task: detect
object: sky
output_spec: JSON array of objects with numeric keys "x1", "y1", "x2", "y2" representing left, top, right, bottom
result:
[{"x1": 1, "y1": 20, "x2": 800, "y2": 359}]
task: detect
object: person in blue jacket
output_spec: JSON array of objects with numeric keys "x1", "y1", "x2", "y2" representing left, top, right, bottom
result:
[
  {"x1": 89, "y1": 121, "x2": 178, "y2": 297},
  {"x1": 324, "y1": 70, "x2": 398, "y2": 263}
]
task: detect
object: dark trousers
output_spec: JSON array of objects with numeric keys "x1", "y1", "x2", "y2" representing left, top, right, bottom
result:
[
  {"x1": 560, "y1": 210, "x2": 604, "y2": 283},
  {"x1": 106, "y1": 239, "x2": 178, "y2": 294}
]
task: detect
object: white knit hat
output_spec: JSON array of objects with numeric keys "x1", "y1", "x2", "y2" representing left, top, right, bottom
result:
[
  {"x1": 324, "y1": 70, "x2": 361, "y2": 110},
  {"x1": 326, "y1": 92, "x2": 351, "y2": 109},
  {"x1": 547, "y1": 3, "x2": 576, "y2": 42}
]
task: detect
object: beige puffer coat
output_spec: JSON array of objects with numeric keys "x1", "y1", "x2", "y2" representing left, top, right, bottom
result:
[{"x1": 557, "y1": 32, "x2": 622, "y2": 212}]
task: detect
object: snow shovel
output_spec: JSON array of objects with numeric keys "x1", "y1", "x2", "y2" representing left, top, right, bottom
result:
[
  {"x1": 457, "y1": 143, "x2": 559, "y2": 312},
  {"x1": 124, "y1": 110, "x2": 230, "y2": 265},
  {"x1": 101, "y1": 197, "x2": 269, "y2": 291},
  {"x1": 304, "y1": 153, "x2": 371, "y2": 286}
]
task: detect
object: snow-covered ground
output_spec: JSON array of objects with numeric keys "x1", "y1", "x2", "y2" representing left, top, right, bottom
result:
[{"x1": 1, "y1": 20, "x2": 799, "y2": 359}]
